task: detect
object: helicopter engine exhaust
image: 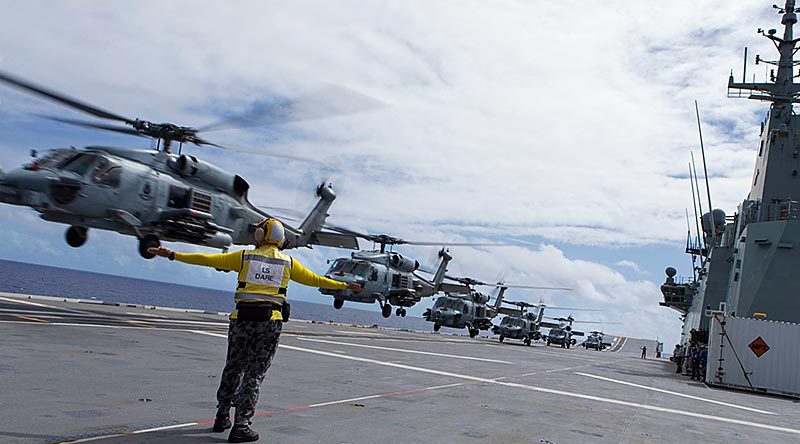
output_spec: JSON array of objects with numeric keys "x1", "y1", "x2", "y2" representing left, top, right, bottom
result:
[
  {"x1": 174, "y1": 155, "x2": 249, "y2": 198},
  {"x1": 388, "y1": 253, "x2": 419, "y2": 272}
]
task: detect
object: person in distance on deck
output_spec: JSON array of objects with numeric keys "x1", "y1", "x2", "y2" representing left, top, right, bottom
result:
[{"x1": 149, "y1": 217, "x2": 362, "y2": 443}]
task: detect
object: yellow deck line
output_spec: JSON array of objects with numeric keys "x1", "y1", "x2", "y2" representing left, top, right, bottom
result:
[{"x1": 16, "y1": 315, "x2": 50, "y2": 323}]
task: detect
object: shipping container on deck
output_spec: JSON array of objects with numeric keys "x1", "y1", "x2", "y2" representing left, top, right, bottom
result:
[{"x1": 707, "y1": 314, "x2": 800, "y2": 398}]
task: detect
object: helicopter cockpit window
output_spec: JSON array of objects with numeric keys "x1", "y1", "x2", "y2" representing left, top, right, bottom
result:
[
  {"x1": 35, "y1": 150, "x2": 72, "y2": 169},
  {"x1": 500, "y1": 317, "x2": 511, "y2": 325},
  {"x1": 168, "y1": 186, "x2": 190, "y2": 208},
  {"x1": 369, "y1": 269, "x2": 378, "y2": 281},
  {"x1": 434, "y1": 298, "x2": 447, "y2": 308},
  {"x1": 352, "y1": 263, "x2": 371, "y2": 278},
  {"x1": 328, "y1": 259, "x2": 348, "y2": 273},
  {"x1": 93, "y1": 159, "x2": 121, "y2": 188},
  {"x1": 61, "y1": 153, "x2": 99, "y2": 176}
]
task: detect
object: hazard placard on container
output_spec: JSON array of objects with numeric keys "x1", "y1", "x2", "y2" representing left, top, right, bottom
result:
[{"x1": 749, "y1": 336, "x2": 770, "y2": 358}]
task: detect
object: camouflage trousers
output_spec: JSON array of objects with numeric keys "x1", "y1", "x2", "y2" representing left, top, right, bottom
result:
[{"x1": 216, "y1": 319, "x2": 282, "y2": 425}]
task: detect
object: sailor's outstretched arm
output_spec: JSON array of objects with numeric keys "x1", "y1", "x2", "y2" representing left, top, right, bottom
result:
[
  {"x1": 290, "y1": 258, "x2": 363, "y2": 292},
  {"x1": 148, "y1": 246, "x2": 244, "y2": 272}
]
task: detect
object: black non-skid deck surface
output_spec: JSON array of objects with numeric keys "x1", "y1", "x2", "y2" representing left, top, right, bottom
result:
[{"x1": 1, "y1": 294, "x2": 799, "y2": 444}]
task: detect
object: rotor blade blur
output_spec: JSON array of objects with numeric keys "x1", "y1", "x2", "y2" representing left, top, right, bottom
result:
[
  {"x1": 537, "y1": 306, "x2": 602, "y2": 311},
  {"x1": 199, "y1": 84, "x2": 385, "y2": 132},
  {"x1": 200, "y1": 141, "x2": 337, "y2": 166},
  {"x1": 497, "y1": 284, "x2": 573, "y2": 291},
  {"x1": 403, "y1": 241, "x2": 522, "y2": 247},
  {"x1": 40, "y1": 116, "x2": 144, "y2": 137},
  {"x1": 0, "y1": 71, "x2": 133, "y2": 123}
]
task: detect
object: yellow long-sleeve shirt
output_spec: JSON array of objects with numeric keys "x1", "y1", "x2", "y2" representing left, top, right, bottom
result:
[{"x1": 173, "y1": 248, "x2": 347, "y2": 320}]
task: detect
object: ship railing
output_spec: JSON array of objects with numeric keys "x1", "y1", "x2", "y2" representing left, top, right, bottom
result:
[{"x1": 744, "y1": 200, "x2": 800, "y2": 223}]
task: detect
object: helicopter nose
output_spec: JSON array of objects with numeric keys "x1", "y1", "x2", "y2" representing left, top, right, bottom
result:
[{"x1": 3, "y1": 167, "x2": 54, "y2": 192}]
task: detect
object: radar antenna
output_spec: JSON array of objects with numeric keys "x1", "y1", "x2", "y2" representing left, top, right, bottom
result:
[{"x1": 729, "y1": 0, "x2": 800, "y2": 104}]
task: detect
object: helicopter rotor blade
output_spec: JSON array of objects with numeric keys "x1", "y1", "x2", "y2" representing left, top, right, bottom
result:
[
  {"x1": 0, "y1": 71, "x2": 134, "y2": 124},
  {"x1": 198, "y1": 140, "x2": 334, "y2": 165},
  {"x1": 199, "y1": 84, "x2": 385, "y2": 132},
  {"x1": 495, "y1": 283, "x2": 573, "y2": 291},
  {"x1": 40, "y1": 115, "x2": 145, "y2": 137}
]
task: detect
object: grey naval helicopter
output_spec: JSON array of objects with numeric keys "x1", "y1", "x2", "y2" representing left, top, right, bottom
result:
[
  {"x1": 317, "y1": 231, "x2": 515, "y2": 318},
  {"x1": 543, "y1": 315, "x2": 613, "y2": 348},
  {"x1": 423, "y1": 276, "x2": 572, "y2": 338},
  {"x1": 492, "y1": 300, "x2": 585, "y2": 346},
  {"x1": 0, "y1": 72, "x2": 377, "y2": 258},
  {"x1": 582, "y1": 331, "x2": 610, "y2": 351}
]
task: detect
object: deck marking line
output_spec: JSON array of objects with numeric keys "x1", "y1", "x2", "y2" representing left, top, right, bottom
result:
[
  {"x1": 63, "y1": 434, "x2": 126, "y2": 443},
  {"x1": 264, "y1": 340, "x2": 800, "y2": 436},
  {"x1": 15, "y1": 315, "x2": 50, "y2": 323},
  {"x1": 296, "y1": 337, "x2": 513, "y2": 364},
  {"x1": 574, "y1": 372, "x2": 776, "y2": 415},
  {"x1": 131, "y1": 422, "x2": 200, "y2": 434},
  {"x1": 0, "y1": 295, "x2": 90, "y2": 314}
]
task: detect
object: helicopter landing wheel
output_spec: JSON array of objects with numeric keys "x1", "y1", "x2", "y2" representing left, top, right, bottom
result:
[
  {"x1": 138, "y1": 235, "x2": 160, "y2": 259},
  {"x1": 399, "y1": 308, "x2": 407, "y2": 317},
  {"x1": 333, "y1": 299, "x2": 344, "y2": 310},
  {"x1": 395, "y1": 307, "x2": 402, "y2": 317},
  {"x1": 433, "y1": 322, "x2": 441, "y2": 332},
  {"x1": 65, "y1": 226, "x2": 88, "y2": 248},
  {"x1": 381, "y1": 303, "x2": 392, "y2": 318},
  {"x1": 469, "y1": 328, "x2": 478, "y2": 338},
  {"x1": 498, "y1": 335, "x2": 504, "y2": 343}
]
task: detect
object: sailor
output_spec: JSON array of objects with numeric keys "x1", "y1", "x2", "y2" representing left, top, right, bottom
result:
[
  {"x1": 673, "y1": 344, "x2": 684, "y2": 373},
  {"x1": 640, "y1": 345, "x2": 647, "y2": 359},
  {"x1": 149, "y1": 218, "x2": 362, "y2": 443}
]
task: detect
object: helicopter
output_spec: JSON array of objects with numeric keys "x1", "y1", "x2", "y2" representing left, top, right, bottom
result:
[
  {"x1": 543, "y1": 315, "x2": 613, "y2": 349},
  {"x1": 423, "y1": 276, "x2": 572, "y2": 338},
  {"x1": 0, "y1": 71, "x2": 373, "y2": 258},
  {"x1": 316, "y1": 230, "x2": 515, "y2": 318},
  {"x1": 492, "y1": 301, "x2": 593, "y2": 346},
  {"x1": 582, "y1": 331, "x2": 611, "y2": 351}
]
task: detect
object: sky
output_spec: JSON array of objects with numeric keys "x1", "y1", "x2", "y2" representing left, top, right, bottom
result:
[{"x1": 0, "y1": 1, "x2": 785, "y2": 347}]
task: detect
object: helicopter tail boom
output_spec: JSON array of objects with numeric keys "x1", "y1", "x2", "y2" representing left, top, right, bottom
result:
[{"x1": 431, "y1": 248, "x2": 453, "y2": 291}]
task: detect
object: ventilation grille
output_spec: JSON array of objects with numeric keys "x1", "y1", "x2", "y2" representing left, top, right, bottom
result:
[{"x1": 192, "y1": 190, "x2": 212, "y2": 213}]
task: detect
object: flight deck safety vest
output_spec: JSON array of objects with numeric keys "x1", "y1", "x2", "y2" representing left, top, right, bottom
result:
[{"x1": 235, "y1": 246, "x2": 292, "y2": 306}]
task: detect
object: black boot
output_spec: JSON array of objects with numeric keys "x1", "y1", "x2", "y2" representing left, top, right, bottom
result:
[
  {"x1": 213, "y1": 413, "x2": 232, "y2": 433},
  {"x1": 229, "y1": 424, "x2": 259, "y2": 443}
]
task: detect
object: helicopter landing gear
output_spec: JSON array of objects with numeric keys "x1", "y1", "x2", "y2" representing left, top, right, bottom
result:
[
  {"x1": 468, "y1": 328, "x2": 478, "y2": 338},
  {"x1": 138, "y1": 235, "x2": 160, "y2": 259},
  {"x1": 333, "y1": 299, "x2": 344, "y2": 310},
  {"x1": 433, "y1": 322, "x2": 441, "y2": 332},
  {"x1": 65, "y1": 226, "x2": 88, "y2": 248},
  {"x1": 395, "y1": 308, "x2": 407, "y2": 317},
  {"x1": 498, "y1": 335, "x2": 504, "y2": 343},
  {"x1": 524, "y1": 337, "x2": 531, "y2": 346},
  {"x1": 381, "y1": 303, "x2": 392, "y2": 318}
]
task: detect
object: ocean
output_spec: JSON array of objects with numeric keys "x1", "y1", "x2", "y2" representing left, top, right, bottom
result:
[{"x1": 0, "y1": 259, "x2": 434, "y2": 331}]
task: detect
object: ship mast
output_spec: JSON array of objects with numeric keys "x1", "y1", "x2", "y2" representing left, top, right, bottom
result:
[{"x1": 728, "y1": 0, "x2": 800, "y2": 106}]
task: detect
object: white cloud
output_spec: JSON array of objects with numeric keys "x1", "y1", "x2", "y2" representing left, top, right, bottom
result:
[{"x1": 614, "y1": 259, "x2": 646, "y2": 275}]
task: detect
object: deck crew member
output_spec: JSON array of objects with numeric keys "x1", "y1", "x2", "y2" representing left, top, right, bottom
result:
[{"x1": 149, "y1": 218, "x2": 362, "y2": 443}]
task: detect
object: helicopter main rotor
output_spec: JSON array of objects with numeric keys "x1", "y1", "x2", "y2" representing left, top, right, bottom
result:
[{"x1": 0, "y1": 70, "x2": 381, "y2": 157}]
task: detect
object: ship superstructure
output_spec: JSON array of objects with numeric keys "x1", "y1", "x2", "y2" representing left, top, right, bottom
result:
[{"x1": 662, "y1": 0, "x2": 800, "y2": 344}]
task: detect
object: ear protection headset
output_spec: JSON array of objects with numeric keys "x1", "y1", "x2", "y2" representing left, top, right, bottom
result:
[{"x1": 254, "y1": 218, "x2": 285, "y2": 246}]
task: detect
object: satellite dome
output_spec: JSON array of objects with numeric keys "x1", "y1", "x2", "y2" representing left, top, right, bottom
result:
[
  {"x1": 701, "y1": 209, "x2": 727, "y2": 232},
  {"x1": 665, "y1": 267, "x2": 677, "y2": 278}
]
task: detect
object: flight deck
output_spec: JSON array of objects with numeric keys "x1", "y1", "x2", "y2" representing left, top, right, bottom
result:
[{"x1": 1, "y1": 293, "x2": 799, "y2": 444}]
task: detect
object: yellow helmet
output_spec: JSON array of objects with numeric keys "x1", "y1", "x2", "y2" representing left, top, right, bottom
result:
[{"x1": 254, "y1": 218, "x2": 285, "y2": 246}]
